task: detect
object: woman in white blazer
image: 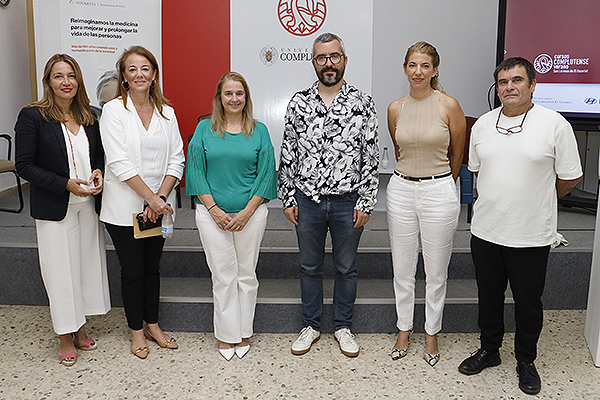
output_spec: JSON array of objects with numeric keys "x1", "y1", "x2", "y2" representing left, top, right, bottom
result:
[{"x1": 100, "y1": 46, "x2": 185, "y2": 359}]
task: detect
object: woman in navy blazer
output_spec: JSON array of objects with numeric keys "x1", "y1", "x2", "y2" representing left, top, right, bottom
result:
[{"x1": 15, "y1": 54, "x2": 111, "y2": 367}]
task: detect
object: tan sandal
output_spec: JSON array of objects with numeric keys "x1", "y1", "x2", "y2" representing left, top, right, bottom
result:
[
  {"x1": 131, "y1": 346, "x2": 150, "y2": 359},
  {"x1": 144, "y1": 328, "x2": 178, "y2": 349}
]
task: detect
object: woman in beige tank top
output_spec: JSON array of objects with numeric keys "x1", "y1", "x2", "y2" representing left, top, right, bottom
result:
[{"x1": 386, "y1": 42, "x2": 466, "y2": 366}]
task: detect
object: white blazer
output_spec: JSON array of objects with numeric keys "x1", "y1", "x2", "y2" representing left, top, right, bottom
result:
[{"x1": 99, "y1": 97, "x2": 185, "y2": 226}]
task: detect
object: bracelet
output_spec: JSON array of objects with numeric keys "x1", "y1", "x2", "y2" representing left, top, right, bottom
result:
[
  {"x1": 207, "y1": 203, "x2": 217, "y2": 212},
  {"x1": 159, "y1": 195, "x2": 167, "y2": 202}
]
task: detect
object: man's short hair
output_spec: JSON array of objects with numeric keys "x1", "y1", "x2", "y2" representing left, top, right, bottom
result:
[
  {"x1": 494, "y1": 57, "x2": 536, "y2": 86},
  {"x1": 312, "y1": 32, "x2": 346, "y2": 56}
]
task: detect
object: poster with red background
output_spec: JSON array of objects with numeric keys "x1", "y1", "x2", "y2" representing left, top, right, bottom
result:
[
  {"x1": 162, "y1": 1, "x2": 230, "y2": 152},
  {"x1": 504, "y1": 0, "x2": 600, "y2": 84}
]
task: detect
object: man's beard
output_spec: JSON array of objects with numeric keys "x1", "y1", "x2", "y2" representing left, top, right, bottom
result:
[{"x1": 317, "y1": 65, "x2": 345, "y2": 87}]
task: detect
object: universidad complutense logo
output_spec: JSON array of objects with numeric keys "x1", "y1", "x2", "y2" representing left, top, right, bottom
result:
[
  {"x1": 534, "y1": 54, "x2": 553, "y2": 74},
  {"x1": 260, "y1": 45, "x2": 278, "y2": 67},
  {"x1": 277, "y1": 0, "x2": 327, "y2": 36}
]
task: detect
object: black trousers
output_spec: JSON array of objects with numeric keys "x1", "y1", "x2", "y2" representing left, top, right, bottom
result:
[
  {"x1": 471, "y1": 235, "x2": 550, "y2": 363},
  {"x1": 105, "y1": 223, "x2": 165, "y2": 330}
]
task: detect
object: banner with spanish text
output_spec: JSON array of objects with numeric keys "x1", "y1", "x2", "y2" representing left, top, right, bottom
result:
[{"x1": 31, "y1": 0, "x2": 161, "y2": 108}]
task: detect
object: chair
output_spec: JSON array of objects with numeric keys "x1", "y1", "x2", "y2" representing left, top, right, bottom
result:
[
  {"x1": 197, "y1": 113, "x2": 212, "y2": 123},
  {"x1": 0, "y1": 134, "x2": 24, "y2": 213},
  {"x1": 180, "y1": 113, "x2": 212, "y2": 209},
  {"x1": 458, "y1": 117, "x2": 477, "y2": 223}
]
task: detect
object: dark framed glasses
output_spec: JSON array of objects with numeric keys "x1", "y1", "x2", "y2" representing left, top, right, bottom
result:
[
  {"x1": 313, "y1": 53, "x2": 344, "y2": 66},
  {"x1": 496, "y1": 105, "x2": 534, "y2": 135}
]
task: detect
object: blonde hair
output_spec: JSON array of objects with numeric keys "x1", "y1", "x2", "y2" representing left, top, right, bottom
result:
[
  {"x1": 115, "y1": 46, "x2": 170, "y2": 119},
  {"x1": 30, "y1": 54, "x2": 96, "y2": 125},
  {"x1": 404, "y1": 42, "x2": 444, "y2": 92},
  {"x1": 211, "y1": 72, "x2": 256, "y2": 138}
]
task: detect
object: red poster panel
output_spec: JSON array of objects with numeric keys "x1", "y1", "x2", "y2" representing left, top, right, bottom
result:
[
  {"x1": 162, "y1": 0, "x2": 230, "y2": 151},
  {"x1": 504, "y1": 0, "x2": 600, "y2": 84}
]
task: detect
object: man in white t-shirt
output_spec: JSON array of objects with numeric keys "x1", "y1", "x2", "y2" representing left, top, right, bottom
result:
[{"x1": 457, "y1": 57, "x2": 583, "y2": 396}]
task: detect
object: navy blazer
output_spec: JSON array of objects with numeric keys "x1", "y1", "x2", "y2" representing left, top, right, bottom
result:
[{"x1": 15, "y1": 106, "x2": 104, "y2": 221}]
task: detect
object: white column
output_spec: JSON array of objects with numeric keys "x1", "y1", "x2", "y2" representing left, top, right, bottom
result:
[{"x1": 585, "y1": 177, "x2": 600, "y2": 366}]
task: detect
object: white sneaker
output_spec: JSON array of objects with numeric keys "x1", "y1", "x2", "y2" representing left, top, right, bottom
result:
[
  {"x1": 291, "y1": 326, "x2": 320, "y2": 355},
  {"x1": 334, "y1": 328, "x2": 359, "y2": 357}
]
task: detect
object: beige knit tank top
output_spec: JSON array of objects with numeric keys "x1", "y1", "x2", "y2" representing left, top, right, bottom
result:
[{"x1": 394, "y1": 90, "x2": 451, "y2": 177}]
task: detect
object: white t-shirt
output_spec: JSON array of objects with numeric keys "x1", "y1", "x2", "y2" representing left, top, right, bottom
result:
[{"x1": 468, "y1": 104, "x2": 583, "y2": 247}]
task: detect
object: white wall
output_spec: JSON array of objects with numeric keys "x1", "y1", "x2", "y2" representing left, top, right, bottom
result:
[
  {"x1": 373, "y1": 0, "x2": 499, "y2": 154},
  {"x1": 370, "y1": 0, "x2": 499, "y2": 210},
  {"x1": 0, "y1": 1, "x2": 500, "y2": 196},
  {"x1": 0, "y1": 1, "x2": 32, "y2": 192}
]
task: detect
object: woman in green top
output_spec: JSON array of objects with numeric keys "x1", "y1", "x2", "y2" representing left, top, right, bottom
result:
[{"x1": 186, "y1": 72, "x2": 277, "y2": 361}]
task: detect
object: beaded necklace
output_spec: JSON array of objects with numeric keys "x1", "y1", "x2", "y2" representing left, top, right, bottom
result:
[{"x1": 62, "y1": 123, "x2": 90, "y2": 179}]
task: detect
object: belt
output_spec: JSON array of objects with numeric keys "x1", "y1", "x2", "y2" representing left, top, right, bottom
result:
[{"x1": 393, "y1": 170, "x2": 452, "y2": 182}]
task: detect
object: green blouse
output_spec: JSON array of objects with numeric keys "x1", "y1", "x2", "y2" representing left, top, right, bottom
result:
[{"x1": 185, "y1": 119, "x2": 277, "y2": 213}]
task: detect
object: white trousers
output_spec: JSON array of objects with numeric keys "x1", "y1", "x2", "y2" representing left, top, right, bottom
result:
[
  {"x1": 386, "y1": 174, "x2": 459, "y2": 335},
  {"x1": 35, "y1": 198, "x2": 111, "y2": 335},
  {"x1": 195, "y1": 204, "x2": 268, "y2": 343}
]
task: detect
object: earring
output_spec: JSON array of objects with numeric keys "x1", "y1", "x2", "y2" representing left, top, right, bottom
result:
[
  {"x1": 151, "y1": 80, "x2": 156, "y2": 88},
  {"x1": 121, "y1": 81, "x2": 130, "y2": 90}
]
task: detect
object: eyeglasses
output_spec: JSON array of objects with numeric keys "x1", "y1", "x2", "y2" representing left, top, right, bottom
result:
[
  {"x1": 313, "y1": 53, "x2": 345, "y2": 66},
  {"x1": 495, "y1": 105, "x2": 533, "y2": 135}
]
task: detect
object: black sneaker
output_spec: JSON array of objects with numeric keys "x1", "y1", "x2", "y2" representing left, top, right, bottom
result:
[
  {"x1": 517, "y1": 361, "x2": 541, "y2": 395},
  {"x1": 458, "y1": 348, "x2": 501, "y2": 375}
]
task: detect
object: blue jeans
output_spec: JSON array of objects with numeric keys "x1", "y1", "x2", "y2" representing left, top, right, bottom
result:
[{"x1": 295, "y1": 191, "x2": 364, "y2": 330}]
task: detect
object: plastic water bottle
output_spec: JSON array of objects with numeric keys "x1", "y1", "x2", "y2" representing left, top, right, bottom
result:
[
  {"x1": 162, "y1": 207, "x2": 173, "y2": 239},
  {"x1": 381, "y1": 147, "x2": 390, "y2": 169}
]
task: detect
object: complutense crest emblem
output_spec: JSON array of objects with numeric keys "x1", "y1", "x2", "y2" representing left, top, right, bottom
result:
[
  {"x1": 534, "y1": 54, "x2": 553, "y2": 74},
  {"x1": 278, "y1": 0, "x2": 327, "y2": 37},
  {"x1": 260, "y1": 45, "x2": 278, "y2": 67}
]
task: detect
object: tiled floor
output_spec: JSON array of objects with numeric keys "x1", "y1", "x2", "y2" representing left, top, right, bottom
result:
[
  {"x1": 2, "y1": 190, "x2": 599, "y2": 398},
  {"x1": 1, "y1": 305, "x2": 599, "y2": 399}
]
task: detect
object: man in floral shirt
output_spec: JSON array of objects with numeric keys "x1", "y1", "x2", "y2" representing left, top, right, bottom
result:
[{"x1": 278, "y1": 32, "x2": 379, "y2": 358}]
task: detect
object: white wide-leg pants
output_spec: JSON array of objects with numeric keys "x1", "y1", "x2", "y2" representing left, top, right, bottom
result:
[
  {"x1": 36, "y1": 198, "x2": 111, "y2": 335},
  {"x1": 386, "y1": 174, "x2": 459, "y2": 335},
  {"x1": 195, "y1": 204, "x2": 268, "y2": 343}
]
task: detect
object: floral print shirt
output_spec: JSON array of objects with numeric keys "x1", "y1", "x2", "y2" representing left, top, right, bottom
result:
[{"x1": 278, "y1": 81, "x2": 379, "y2": 214}]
